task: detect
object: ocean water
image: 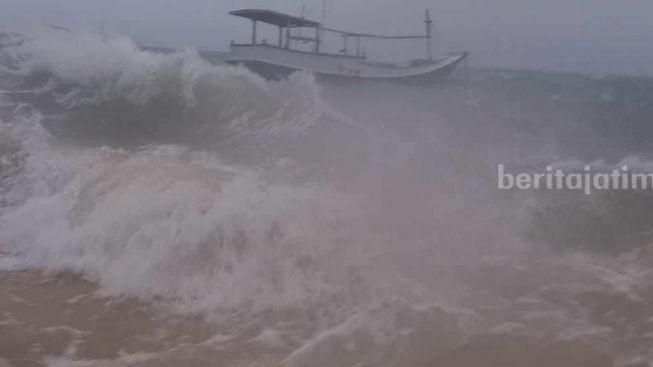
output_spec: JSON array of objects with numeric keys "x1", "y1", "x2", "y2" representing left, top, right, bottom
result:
[{"x1": 1, "y1": 30, "x2": 653, "y2": 367}]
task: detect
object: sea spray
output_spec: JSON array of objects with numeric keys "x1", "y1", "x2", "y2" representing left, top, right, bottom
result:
[{"x1": 1, "y1": 29, "x2": 652, "y2": 366}]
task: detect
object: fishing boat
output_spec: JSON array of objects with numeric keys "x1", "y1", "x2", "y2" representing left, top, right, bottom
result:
[{"x1": 226, "y1": 9, "x2": 469, "y2": 82}]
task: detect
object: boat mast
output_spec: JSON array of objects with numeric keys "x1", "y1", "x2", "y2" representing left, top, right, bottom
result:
[
  {"x1": 316, "y1": 0, "x2": 326, "y2": 53},
  {"x1": 321, "y1": 0, "x2": 326, "y2": 24},
  {"x1": 425, "y1": 9, "x2": 433, "y2": 60}
]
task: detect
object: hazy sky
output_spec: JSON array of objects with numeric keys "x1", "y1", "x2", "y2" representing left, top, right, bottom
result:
[{"x1": 1, "y1": 0, "x2": 652, "y2": 75}]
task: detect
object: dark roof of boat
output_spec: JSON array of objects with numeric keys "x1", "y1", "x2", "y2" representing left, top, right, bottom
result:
[{"x1": 229, "y1": 9, "x2": 320, "y2": 28}]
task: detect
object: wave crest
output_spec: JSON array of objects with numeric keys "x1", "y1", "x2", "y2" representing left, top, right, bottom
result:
[{"x1": 1, "y1": 30, "x2": 333, "y2": 148}]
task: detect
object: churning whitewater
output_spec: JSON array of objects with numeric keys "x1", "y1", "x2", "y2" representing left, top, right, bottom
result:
[{"x1": 1, "y1": 30, "x2": 653, "y2": 366}]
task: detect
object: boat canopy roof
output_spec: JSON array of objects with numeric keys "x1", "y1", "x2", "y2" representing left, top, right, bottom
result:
[{"x1": 229, "y1": 9, "x2": 320, "y2": 28}]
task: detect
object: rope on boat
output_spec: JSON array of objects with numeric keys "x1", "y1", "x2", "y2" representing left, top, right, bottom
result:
[{"x1": 321, "y1": 27, "x2": 428, "y2": 40}]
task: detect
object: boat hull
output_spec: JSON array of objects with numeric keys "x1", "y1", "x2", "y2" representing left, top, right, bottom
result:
[{"x1": 226, "y1": 44, "x2": 468, "y2": 82}]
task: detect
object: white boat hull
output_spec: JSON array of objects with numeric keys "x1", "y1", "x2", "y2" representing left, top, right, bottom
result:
[{"x1": 227, "y1": 44, "x2": 468, "y2": 82}]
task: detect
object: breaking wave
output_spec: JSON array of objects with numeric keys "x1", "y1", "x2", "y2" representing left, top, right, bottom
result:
[
  {"x1": 1, "y1": 29, "x2": 653, "y2": 366},
  {"x1": 0, "y1": 30, "x2": 375, "y2": 320},
  {"x1": 0, "y1": 30, "x2": 350, "y2": 152}
]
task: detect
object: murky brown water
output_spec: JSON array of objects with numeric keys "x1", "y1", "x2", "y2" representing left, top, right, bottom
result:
[
  {"x1": 0, "y1": 269, "x2": 624, "y2": 367},
  {"x1": 0, "y1": 271, "x2": 288, "y2": 367}
]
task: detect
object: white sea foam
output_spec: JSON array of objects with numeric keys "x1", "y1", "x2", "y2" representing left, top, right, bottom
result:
[{"x1": 2, "y1": 29, "x2": 653, "y2": 365}]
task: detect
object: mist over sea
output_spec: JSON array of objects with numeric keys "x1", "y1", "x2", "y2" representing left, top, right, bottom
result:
[{"x1": 2, "y1": 30, "x2": 653, "y2": 366}]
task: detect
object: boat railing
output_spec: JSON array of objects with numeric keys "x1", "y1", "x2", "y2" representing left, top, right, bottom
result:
[{"x1": 230, "y1": 41, "x2": 366, "y2": 60}]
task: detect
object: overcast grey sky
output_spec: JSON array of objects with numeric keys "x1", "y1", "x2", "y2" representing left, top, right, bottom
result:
[{"x1": 1, "y1": 0, "x2": 652, "y2": 75}]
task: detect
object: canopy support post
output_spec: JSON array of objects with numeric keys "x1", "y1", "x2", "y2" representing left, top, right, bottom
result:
[
  {"x1": 278, "y1": 26, "x2": 283, "y2": 47},
  {"x1": 356, "y1": 36, "x2": 361, "y2": 57},
  {"x1": 252, "y1": 20, "x2": 257, "y2": 44},
  {"x1": 315, "y1": 27, "x2": 321, "y2": 53},
  {"x1": 285, "y1": 27, "x2": 291, "y2": 48}
]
